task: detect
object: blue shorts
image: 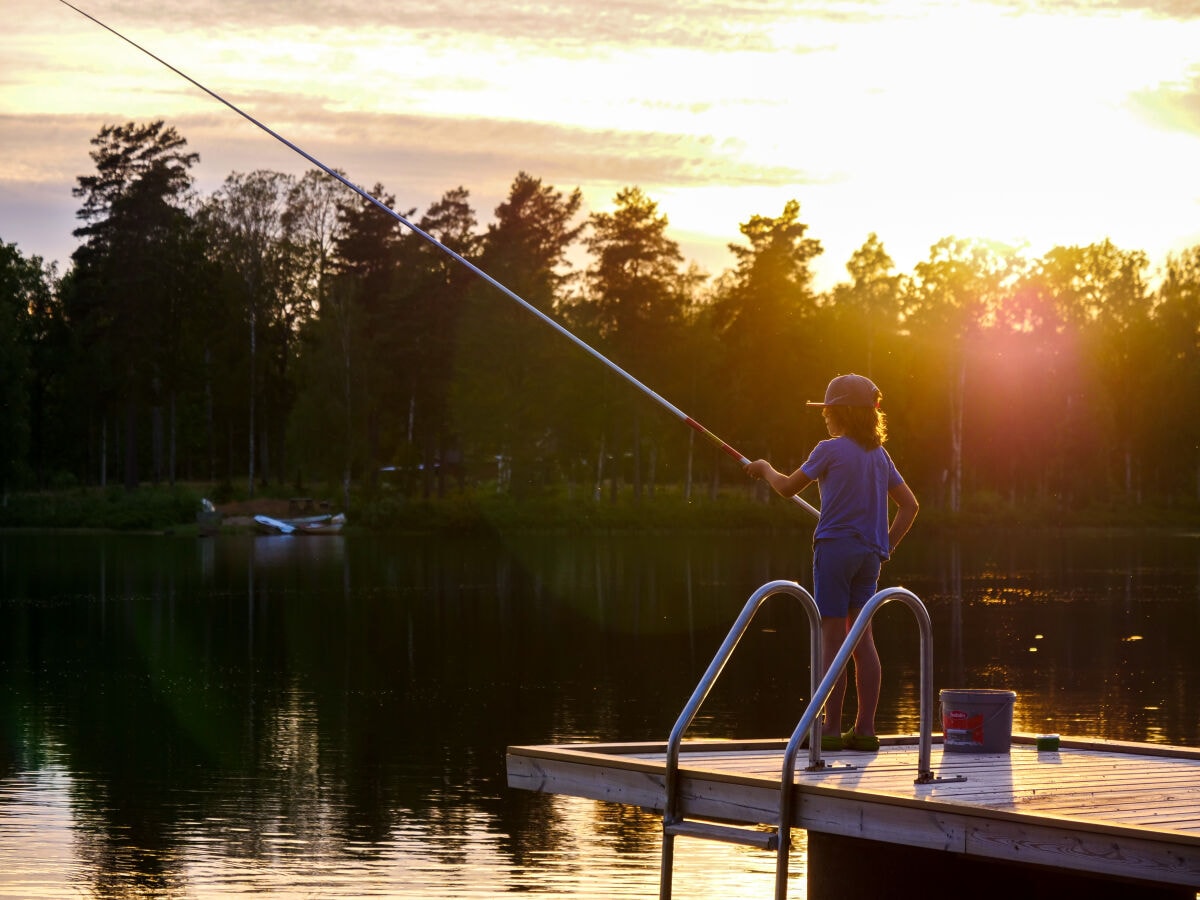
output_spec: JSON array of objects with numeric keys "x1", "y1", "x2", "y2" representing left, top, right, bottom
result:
[{"x1": 813, "y1": 537, "x2": 882, "y2": 618}]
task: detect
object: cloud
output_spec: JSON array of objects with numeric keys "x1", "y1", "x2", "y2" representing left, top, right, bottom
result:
[
  {"x1": 1107, "y1": 0, "x2": 1200, "y2": 18},
  {"x1": 93, "y1": 0, "x2": 825, "y2": 53},
  {"x1": 1130, "y1": 70, "x2": 1200, "y2": 133},
  {"x1": 0, "y1": 115, "x2": 98, "y2": 184},
  {"x1": 972, "y1": 0, "x2": 1200, "y2": 18},
  {"x1": 0, "y1": 102, "x2": 820, "y2": 271}
]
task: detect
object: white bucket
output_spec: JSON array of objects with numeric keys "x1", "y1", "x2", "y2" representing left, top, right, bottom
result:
[{"x1": 939, "y1": 688, "x2": 1015, "y2": 753}]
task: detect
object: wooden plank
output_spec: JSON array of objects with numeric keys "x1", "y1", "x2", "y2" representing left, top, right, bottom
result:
[
  {"x1": 963, "y1": 815, "x2": 1200, "y2": 887},
  {"x1": 507, "y1": 752, "x2": 665, "y2": 810},
  {"x1": 796, "y1": 789, "x2": 969, "y2": 852},
  {"x1": 1016, "y1": 793, "x2": 1200, "y2": 816},
  {"x1": 507, "y1": 749, "x2": 784, "y2": 824}
]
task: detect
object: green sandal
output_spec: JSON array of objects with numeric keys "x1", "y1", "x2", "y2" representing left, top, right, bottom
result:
[
  {"x1": 841, "y1": 729, "x2": 880, "y2": 752},
  {"x1": 800, "y1": 733, "x2": 845, "y2": 751},
  {"x1": 820, "y1": 733, "x2": 845, "y2": 752}
]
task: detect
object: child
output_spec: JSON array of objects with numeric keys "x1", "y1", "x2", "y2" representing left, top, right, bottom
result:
[{"x1": 747, "y1": 373, "x2": 918, "y2": 751}]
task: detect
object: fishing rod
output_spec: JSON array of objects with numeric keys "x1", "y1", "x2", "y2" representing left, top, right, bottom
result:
[{"x1": 59, "y1": 0, "x2": 820, "y2": 520}]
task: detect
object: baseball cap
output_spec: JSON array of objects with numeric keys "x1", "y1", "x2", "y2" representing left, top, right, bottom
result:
[{"x1": 806, "y1": 373, "x2": 881, "y2": 408}]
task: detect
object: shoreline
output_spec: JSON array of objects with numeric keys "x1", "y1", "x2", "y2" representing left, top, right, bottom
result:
[{"x1": 2, "y1": 485, "x2": 1198, "y2": 535}]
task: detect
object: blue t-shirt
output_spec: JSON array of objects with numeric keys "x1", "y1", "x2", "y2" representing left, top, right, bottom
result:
[{"x1": 801, "y1": 436, "x2": 903, "y2": 558}]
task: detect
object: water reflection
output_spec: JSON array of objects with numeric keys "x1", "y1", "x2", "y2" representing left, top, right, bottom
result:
[{"x1": 0, "y1": 529, "x2": 1196, "y2": 898}]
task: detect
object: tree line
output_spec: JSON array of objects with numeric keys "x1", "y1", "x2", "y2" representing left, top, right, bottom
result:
[{"x1": 2, "y1": 119, "x2": 1198, "y2": 516}]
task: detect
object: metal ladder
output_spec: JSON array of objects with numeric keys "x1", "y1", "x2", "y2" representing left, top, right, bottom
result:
[{"x1": 660, "y1": 581, "x2": 960, "y2": 900}]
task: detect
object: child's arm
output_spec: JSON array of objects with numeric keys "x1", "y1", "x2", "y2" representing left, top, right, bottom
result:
[
  {"x1": 747, "y1": 459, "x2": 814, "y2": 498},
  {"x1": 887, "y1": 482, "x2": 919, "y2": 553}
]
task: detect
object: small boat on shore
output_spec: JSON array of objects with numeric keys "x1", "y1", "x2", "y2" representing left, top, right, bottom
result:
[{"x1": 253, "y1": 513, "x2": 346, "y2": 535}]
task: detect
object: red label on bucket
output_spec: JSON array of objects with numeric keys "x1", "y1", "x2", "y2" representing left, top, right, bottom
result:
[{"x1": 943, "y1": 709, "x2": 985, "y2": 747}]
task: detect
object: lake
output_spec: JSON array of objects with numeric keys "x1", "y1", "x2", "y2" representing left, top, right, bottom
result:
[{"x1": 0, "y1": 527, "x2": 1197, "y2": 898}]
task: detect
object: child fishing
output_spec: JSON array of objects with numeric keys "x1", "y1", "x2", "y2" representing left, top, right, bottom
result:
[{"x1": 747, "y1": 373, "x2": 919, "y2": 751}]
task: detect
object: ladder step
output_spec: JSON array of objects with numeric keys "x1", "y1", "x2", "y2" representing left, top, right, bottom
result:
[{"x1": 664, "y1": 819, "x2": 779, "y2": 850}]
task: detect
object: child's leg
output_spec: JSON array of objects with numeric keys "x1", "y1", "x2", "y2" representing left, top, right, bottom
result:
[
  {"x1": 849, "y1": 613, "x2": 880, "y2": 736},
  {"x1": 819, "y1": 616, "x2": 848, "y2": 735}
]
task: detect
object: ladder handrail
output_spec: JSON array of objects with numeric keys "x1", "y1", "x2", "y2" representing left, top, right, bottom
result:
[
  {"x1": 660, "y1": 582, "x2": 940, "y2": 900},
  {"x1": 774, "y1": 585, "x2": 935, "y2": 900},
  {"x1": 661, "y1": 580, "x2": 823, "y2": 900}
]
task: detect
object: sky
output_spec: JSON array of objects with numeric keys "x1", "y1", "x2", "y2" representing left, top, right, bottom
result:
[{"x1": 3, "y1": 0, "x2": 1200, "y2": 291}]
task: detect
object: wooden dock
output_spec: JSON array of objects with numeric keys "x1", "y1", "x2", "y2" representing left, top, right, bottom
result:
[{"x1": 507, "y1": 733, "x2": 1200, "y2": 897}]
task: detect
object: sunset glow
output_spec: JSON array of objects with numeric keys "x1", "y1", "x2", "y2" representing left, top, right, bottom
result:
[{"x1": 3, "y1": 0, "x2": 1199, "y2": 287}]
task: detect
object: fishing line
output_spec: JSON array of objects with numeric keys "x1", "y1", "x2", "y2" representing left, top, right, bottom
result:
[{"x1": 58, "y1": 0, "x2": 820, "y2": 519}]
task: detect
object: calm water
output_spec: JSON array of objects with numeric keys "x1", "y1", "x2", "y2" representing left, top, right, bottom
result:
[{"x1": 0, "y1": 527, "x2": 1197, "y2": 898}]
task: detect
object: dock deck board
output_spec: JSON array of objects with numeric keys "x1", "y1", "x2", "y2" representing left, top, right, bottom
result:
[{"x1": 507, "y1": 734, "x2": 1200, "y2": 890}]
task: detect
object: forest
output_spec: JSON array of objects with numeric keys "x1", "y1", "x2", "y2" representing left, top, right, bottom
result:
[{"x1": 1, "y1": 120, "x2": 1198, "y2": 521}]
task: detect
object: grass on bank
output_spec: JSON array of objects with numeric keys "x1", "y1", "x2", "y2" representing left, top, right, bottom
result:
[
  {"x1": 1, "y1": 479, "x2": 1197, "y2": 533},
  {"x1": 0, "y1": 484, "x2": 204, "y2": 531}
]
